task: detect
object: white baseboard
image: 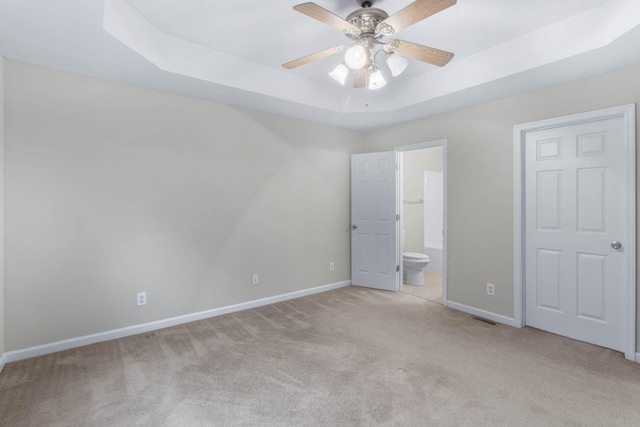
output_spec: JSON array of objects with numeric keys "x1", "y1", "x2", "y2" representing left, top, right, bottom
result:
[
  {"x1": 0, "y1": 280, "x2": 351, "y2": 368},
  {"x1": 446, "y1": 300, "x2": 519, "y2": 327},
  {"x1": 448, "y1": 302, "x2": 640, "y2": 363}
]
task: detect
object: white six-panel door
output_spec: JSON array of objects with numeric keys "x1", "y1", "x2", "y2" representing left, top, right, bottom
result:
[
  {"x1": 524, "y1": 117, "x2": 629, "y2": 352},
  {"x1": 351, "y1": 152, "x2": 399, "y2": 291}
]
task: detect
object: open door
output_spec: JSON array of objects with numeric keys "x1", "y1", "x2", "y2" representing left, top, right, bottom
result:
[{"x1": 351, "y1": 152, "x2": 400, "y2": 291}]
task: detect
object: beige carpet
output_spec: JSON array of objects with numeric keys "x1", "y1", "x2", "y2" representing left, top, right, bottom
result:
[{"x1": 1, "y1": 286, "x2": 640, "y2": 426}]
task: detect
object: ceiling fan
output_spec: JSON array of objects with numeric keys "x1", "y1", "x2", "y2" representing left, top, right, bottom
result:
[{"x1": 282, "y1": 0, "x2": 457, "y2": 90}]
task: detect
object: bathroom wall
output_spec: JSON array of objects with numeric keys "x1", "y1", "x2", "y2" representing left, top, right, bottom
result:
[
  {"x1": 402, "y1": 147, "x2": 443, "y2": 258},
  {"x1": 3, "y1": 61, "x2": 362, "y2": 351}
]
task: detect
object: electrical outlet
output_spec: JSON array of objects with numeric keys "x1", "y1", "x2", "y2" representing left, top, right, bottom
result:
[
  {"x1": 252, "y1": 274, "x2": 259, "y2": 285},
  {"x1": 329, "y1": 262, "x2": 335, "y2": 272},
  {"x1": 486, "y1": 283, "x2": 495, "y2": 296},
  {"x1": 137, "y1": 292, "x2": 147, "y2": 306}
]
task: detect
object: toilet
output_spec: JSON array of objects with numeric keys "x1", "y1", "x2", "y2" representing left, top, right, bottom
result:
[{"x1": 403, "y1": 252, "x2": 430, "y2": 286}]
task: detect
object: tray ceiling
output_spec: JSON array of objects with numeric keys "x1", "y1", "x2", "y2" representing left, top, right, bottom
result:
[{"x1": 1, "y1": 0, "x2": 639, "y2": 130}]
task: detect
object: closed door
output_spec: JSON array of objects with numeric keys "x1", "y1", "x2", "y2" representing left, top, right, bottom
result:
[
  {"x1": 351, "y1": 152, "x2": 399, "y2": 291},
  {"x1": 525, "y1": 116, "x2": 629, "y2": 352}
]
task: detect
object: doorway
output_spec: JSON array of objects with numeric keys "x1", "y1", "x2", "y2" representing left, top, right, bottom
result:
[
  {"x1": 514, "y1": 104, "x2": 636, "y2": 361},
  {"x1": 350, "y1": 141, "x2": 447, "y2": 298},
  {"x1": 397, "y1": 140, "x2": 447, "y2": 305}
]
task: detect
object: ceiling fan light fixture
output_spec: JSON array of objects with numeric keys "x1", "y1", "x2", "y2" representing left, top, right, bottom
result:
[
  {"x1": 344, "y1": 45, "x2": 368, "y2": 70},
  {"x1": 386, "y1": 53, "x2": 409, "y2": 77},
  {"x1": 329, "y1": 63, "x2": 349, "y2": 86},
  {"x1": 367, "y1": 68, "x2": 387, "y2": 90}
]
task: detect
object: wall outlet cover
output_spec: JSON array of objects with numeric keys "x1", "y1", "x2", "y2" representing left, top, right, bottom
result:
[
  {"x1": 137, "y1": 292, "x2": 147, "y2": 306},
  {"x1": 486, "y1": 283, "x2": 495, "y2": 296}
]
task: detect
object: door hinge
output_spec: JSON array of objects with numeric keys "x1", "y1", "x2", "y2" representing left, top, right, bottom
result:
[
  {"x1": 396, "y1": 265, "x2": 400, "y2": 272},
  {"x1": 396, "y1": 214, "x2": 400, "y2": 221}
]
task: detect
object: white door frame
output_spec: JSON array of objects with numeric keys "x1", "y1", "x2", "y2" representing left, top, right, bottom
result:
[
  {"x1": 513, "y1": 104, "x2": 636, "y2": 361},
  {"x1": 395, "y1": 139, "x2": 448, "y2": 305}
]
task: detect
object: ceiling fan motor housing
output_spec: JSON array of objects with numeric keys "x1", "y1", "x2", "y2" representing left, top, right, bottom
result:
[
  {"x1": 345, "y1": 7, "x2": 389, "y2": 40},
  {"x1": 357, "y1": 0, "x2": 373, "y2": 7}
]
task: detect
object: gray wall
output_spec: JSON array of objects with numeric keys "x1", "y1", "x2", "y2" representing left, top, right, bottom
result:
[
  {"x1": 3, "y1": 59, "x2": 640, "y2": 355},
  {"x1": 0, "y1": 55, "x2": 5, "y2": 359},
  {"x1": 365, "y1": 64, "x2": 640, "y2": 346},
  {"x1": 4, "y1": 61, "x2": 361, "y2": 351}
]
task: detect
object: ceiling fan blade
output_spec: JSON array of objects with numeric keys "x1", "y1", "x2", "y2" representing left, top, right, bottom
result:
[
  {"x1": 282, "y1": 45, "x2": 347, "y2": 69},
  {"x1": 393, "y1": 40, "x2": 454, "y2": 67},
  {"x1": 293, "y1": 3, "x2": 361, "y2": 36},
  {"x1": 378, "y1": 0, "x2": 456, "y2": 35},
  {"x1": 353, "y1": 69, "x2": 367, "y2": 88}
]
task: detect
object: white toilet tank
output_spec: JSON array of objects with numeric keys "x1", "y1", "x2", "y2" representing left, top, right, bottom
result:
[{"x1": 403, "y1": 252, "x2": 430, "y2": 262}]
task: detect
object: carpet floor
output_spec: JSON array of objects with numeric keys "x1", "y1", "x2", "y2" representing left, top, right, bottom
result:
[{"x1": 1, "y1": 286, "x2": 640, "y2": 426}]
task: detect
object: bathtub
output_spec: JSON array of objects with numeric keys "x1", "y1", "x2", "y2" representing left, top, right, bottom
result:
[{"x1": 424, "y1": 245, "x2": 443, "y2": 273}]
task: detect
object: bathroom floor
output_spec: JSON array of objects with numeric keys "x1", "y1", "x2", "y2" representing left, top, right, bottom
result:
[{"x1": 401, "y1": 270, "x2": 443, "y2": 304}]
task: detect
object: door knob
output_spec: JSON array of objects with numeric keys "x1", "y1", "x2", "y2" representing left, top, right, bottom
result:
[
  {"x1": 352, "y1": 224, "x2": 358, "y2": 229},
  {"x1": 611, "y1": 241, "x2": 622, "y2": 250}
]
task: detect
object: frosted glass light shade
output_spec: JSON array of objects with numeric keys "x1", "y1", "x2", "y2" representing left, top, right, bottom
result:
[
  {"x1": 329, "y1": 63, "x2": 349, "y2": 86},
  {"x1": 368, "y1": 69, "x2": 387, "y2": 90},
  {"x1": 386, "y1": 53, "x2": 409, "y2": 77},
  {"x1": 344, "y1": 45, "x2": 367, "y2": 70}
]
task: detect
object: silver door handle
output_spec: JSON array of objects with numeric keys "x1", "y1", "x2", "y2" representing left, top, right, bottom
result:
[
  {"x1": 611, "y1": 241, "x2": 622, "y2": 250},
  {"x1": 352, "y1": 224, "x2": 358, "y2": 229}
]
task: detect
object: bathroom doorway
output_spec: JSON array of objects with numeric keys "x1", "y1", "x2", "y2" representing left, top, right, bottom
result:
[{"x1": 396, "y1": 140, "x2": 447, "y2": 305}]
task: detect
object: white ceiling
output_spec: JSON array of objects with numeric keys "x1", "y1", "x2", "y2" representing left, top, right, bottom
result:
[{"x1": 1, "y1": 0, "x2": 640, "y2": 131}]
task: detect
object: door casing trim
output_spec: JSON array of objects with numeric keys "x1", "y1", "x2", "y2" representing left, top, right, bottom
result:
[{"x1": 513, "y1": 104, "x2": 637, "y2": 361}]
